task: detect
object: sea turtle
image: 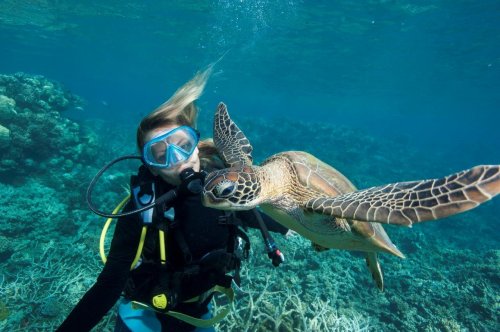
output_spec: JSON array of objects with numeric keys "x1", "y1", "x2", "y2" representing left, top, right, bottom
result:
[{"x1": 202, "y1": 102, "x2": 500, "y2": 290}]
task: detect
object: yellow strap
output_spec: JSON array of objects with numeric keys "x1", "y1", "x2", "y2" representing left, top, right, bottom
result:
[
  {"x1": 159, "y1": 229, "x2": 167, "y2": 265},
  {"x1": 100, "y1": 195, "x2": 147, "y2": 269},
  {"x1": 131, "y1": 285, "x2": 234, "y2": 328}
]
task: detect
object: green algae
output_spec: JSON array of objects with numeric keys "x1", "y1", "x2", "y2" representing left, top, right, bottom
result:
[{"x1": 0, "y1": 300, "x2": 9, "y2": 321}]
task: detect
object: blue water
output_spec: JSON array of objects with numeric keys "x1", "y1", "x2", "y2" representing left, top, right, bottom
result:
[
  {"x1": 2, "y1": 1, "x2": 499, "y2": 164},
  {"x1": 1, "y1": 1, "x2": 499, "y2": 331}
]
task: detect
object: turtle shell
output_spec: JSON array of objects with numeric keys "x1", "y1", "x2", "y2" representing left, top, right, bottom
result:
[
  {"x1": 277, "y1": 151, "x2": 357, "y2": 197},
  {"x1": 261, "y1": 151, "x2": 402, "y2": 260}
]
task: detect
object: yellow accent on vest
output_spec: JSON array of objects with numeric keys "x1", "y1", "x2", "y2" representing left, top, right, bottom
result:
[
  {"x1": 159, "y1": 229, "x2": 167, "y2": 265},
  {"x1": 152, "y1": 294, "x2": 168, "y2": 310}
]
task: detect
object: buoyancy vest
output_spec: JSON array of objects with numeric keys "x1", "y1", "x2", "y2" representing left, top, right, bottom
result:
[{"x1": 122, "y1": 167, "x2": 248, "y2": 321}]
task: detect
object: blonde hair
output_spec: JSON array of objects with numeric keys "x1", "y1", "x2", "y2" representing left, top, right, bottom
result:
[{"x1": 137, "y1": 65, "x2": 224, "y2": 170}]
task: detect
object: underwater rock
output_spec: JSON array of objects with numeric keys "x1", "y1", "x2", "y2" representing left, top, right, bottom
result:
[
  {"x1": 0, "y1": 123, "x2": 10, "y2": 148},
  {"x1": 0, "y1": 94, "x2": 17, "y2": 121}
]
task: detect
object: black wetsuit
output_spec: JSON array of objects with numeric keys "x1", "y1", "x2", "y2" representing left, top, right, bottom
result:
[{"x1": 57, "y1": 169, "x2": 287, "y2": 332}]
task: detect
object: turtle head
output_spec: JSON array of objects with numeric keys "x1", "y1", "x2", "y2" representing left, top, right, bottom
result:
[{"x1": 202, "y1": 165, "x2": 261, "y2": 210}]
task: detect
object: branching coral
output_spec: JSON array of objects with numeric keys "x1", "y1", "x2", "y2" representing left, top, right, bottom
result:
[
  {"x1": 0, "y1": 241, "x2": 107, "y2": 331},
  {"x1": 214, "y1": 230, "x2": 371, "y2": 332}
]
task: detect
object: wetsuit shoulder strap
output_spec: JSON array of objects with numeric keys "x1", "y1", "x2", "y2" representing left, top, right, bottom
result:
[
  {"x1": 126, "y1": 166, "x2": 157, "y2": 269},
  {"x1": 131, "y1": 166, "x2": 156, "y2": 225}
]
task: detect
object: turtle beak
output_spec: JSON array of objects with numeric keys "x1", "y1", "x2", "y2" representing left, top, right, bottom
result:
[
  {"x1": 201, "y1": 190, "x2": 232, "y2": 210},
  {"x1": 201, "y1": 190, "x2": 215, "y2": 207},
  {"x1": 202, "y1": 190, "x2": 252, "y2": 211}
]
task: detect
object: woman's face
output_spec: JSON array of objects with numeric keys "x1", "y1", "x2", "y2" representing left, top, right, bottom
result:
[{"x1": 144, "y1": 125, "x2": 200, "y2": 185}]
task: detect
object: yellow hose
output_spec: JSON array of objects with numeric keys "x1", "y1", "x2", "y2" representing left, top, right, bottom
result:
[{"x1": 100, "y1": 195, "x2": 146, "y2": 269}]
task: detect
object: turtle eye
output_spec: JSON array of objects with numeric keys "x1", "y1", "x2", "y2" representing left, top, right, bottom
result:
[{"x1": 214, "y1": 181, "x2": 236, "y2": 198}]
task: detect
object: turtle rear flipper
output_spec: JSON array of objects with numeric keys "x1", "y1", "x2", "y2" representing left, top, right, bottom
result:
[
  {"x1": 365, "y1": 252, "x2": 384, "y2": 291},
  {"x1": 311, "y1": 242, "x2": 330, "y2": 252},
  {"x1": 305, "y1": 165, "x2": 500, "y2": 226}
]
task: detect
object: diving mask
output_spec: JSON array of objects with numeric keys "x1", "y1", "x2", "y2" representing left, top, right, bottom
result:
[{"x1": 143, "y1": 126, "x2": 200, "y2": 169}]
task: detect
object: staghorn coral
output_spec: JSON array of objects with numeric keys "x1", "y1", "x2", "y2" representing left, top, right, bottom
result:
[
  {"x1": 214, "y1": 230, "x2": 372, "y2": 332},
  {"x1": 0, "y1": 241, "x2": 106, "y2": 331}
]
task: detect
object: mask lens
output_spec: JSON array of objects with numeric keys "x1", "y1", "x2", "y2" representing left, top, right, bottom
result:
[
  {"x1": 149, "y1": 141, "x2": 167, "y2": 164},
  {"x1": 165, "y1": 128, "x2": 196, "y2": 154}
]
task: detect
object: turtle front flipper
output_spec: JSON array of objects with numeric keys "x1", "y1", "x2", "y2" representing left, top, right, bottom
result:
[
  {"x1": 213, "y1": 102, "x2": 253, "y2": 167},
  {"x1": 305, "y1": 165, "x2": 500, "y2": 226}
]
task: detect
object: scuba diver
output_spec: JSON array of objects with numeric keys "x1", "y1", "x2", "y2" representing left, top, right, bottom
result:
[{"x1": 57, "y1": 67, "x2": 287, "y2": 332}]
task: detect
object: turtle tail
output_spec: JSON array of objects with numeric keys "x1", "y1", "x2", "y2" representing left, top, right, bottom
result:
[{"x1": 365, "y1": 252, "x2": 384, "y2": 291}]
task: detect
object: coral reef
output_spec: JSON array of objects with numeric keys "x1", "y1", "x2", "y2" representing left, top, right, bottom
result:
[
  {"x1": 0, "y1": 300, "x2": 9, "y2": 321},
  {"x1": 0, "y1": 124, "x2": 9, "y2": 148},
  {"x1": 0, "y1": 241, "x2": 110, "y2": 331},
  {"x1": 215, "y1": 231, "x2": 371, "y2": 331},
  {"x1": 0, "y1": 73, "x2": 96, "y2": 181},
  {"x1": 0, "y1": 72, "x2": 83, "y2": 113},
  {"x1": 0, "y1": 102, "x2": 498, "y2": 331},
  {"x1": 0, "y1": 94, "x2": 17, "y2": 121}
]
